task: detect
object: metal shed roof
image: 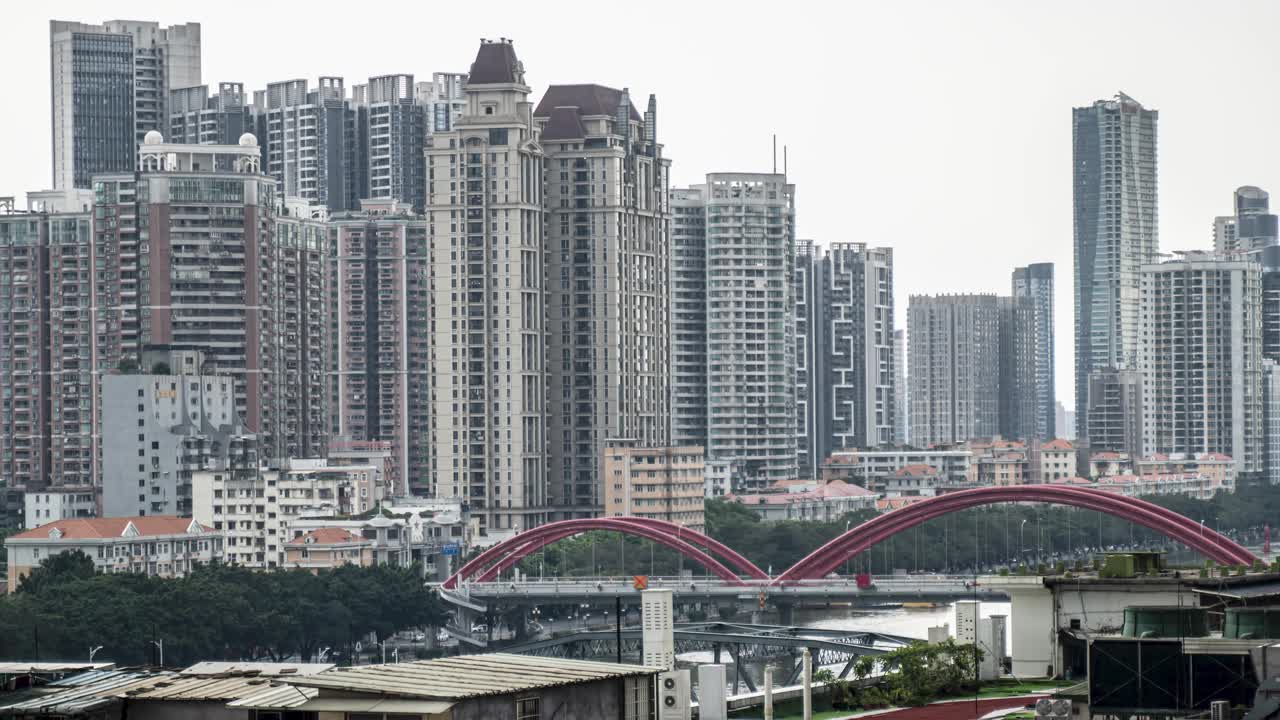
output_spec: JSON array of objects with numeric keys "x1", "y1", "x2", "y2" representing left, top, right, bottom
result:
[
  {"x1": 0, "y1": 670, "x2": 161, "y2": 716},
  {"x1": 226, "y1": 683, "x2": 318, "y2": 710},
  {"x1": 286, "y1": 654, "x2": 663, "y2": 700},
  {"x1": 114, "y1": 674, "x2": 283, "y2": 702},
  {"x1": 180, "y1": 662, "x2": 333, "y2": 677}
]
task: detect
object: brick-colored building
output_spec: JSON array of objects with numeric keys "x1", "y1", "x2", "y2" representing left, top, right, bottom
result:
[
  {"x1": 603, "y1": 445, "x2": 704, "y2": 532},
  {"x1": 5, "y1": 516, "x2": 222, "y2": 591}
]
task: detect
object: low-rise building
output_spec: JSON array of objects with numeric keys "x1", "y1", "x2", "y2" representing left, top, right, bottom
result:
[
  {"x1": 882, "y1": 464, "x2": 953, "y2": 496},
  {"x1": 1095, "y1": 472, "x2": 1224, "y2": 500},
  {"x1": 191, "y1": 459, "x2": 376, "y2": 569},
  {"x1": 1037, "y1": 439, "x2": 1078, "y2": 481},
  {"x1": 1133, "y1": 453, "x2": 1235, "y2": 492},
  {"x1": 285, "y1": 510, "x2": 467, "y2": 580},
  {"x1": 23, "y1": 487, "x2": 96, "y2": 529},
  {"x1": 5, "y1": 516, "x2": 222, "y2": 591},
  {"x1": 284, "y1": 528, "x2": 374, "y2": 571},
  {"x1": 822, "y1": 448, "x2": 973, "y2": 489},
  {"x1": 728, "y1": 479, "x2": 878, "y2": 521},
  {"x1": 973, "y1": 452, "x2": 1028, "y2": 486},
  {"x1": 603, "y1": 444, "x2": 705, "y2": 532},
  {"x1": 235, "y1": 654, "x2": 664, "y2": 719},
  {"x1": 1089, "y1": 451, "x2": 1131, "y2": 478}
]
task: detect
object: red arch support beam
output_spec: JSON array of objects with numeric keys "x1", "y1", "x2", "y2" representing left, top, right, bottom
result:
[
  {"x1": 443, "y1": 517, "x2": 767, "y2": 589},
  {"x1": 775, "y1": 485, "x2": 1256, "y2": 584}
]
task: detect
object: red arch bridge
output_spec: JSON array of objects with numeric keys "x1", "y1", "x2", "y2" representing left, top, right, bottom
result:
[{"x1": 443, "y1": 485, "x2": 1255, "y2": 591}]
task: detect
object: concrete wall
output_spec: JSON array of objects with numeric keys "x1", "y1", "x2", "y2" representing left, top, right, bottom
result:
[{"x1": 452, "y1": 677, "x2": 635, "y2": 720}]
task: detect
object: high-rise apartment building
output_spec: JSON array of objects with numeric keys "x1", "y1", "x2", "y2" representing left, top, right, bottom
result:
[
  {"x1": 671, "y1": 187, "x2": 708, "y2": 449},
  {"x1": 353, "y1": 75, "x2": 427, "y2": 211},
  {"x1": 603, "y1": 443, "x2": 705, "y2": 532},
  {"x1": 673, "y1": 173, "x2": 798, "y2": 483},
  {"x1": 1084, "y1": 367, "x2": 1143, "y2": 460},
  {"x1": 424, "y1": 40, "x2": 548, "y2": 532},
  {"x1": 535, "y1": 84, "x2": 672, "y2": 516},
  {"x1": 794, "y1": 241, "x2": 819, "y2": 478},
  {"x1": 816, "y1": 243, "x2": 895, "y2": 456},
  {"x1": 1140, "y1": 252, "x2": 1263, "y2": 475},
  {"x1": 894, "y1": 329, "x2": 908, "y2": 446},
  {"x1": 168, "y1": 82, "x2": 251, "y2": 146},
  {"x1": 261, "y1": 77, "x2": 355, "y2": 211},
  {"x1": 1072, "y1": 93, "x2": 1158, "y2": 442},
  {"x1": 1263, "y1": 246, "x2": 1280, "y2": 362},
  {"x1": 1010, "y1": 263, "x2": 1055, "y2": 441},
  {"x1": 50, "y1": 20, "x2": 202, "y2": 189},
  {"x1": 1215, "y1": 186, "x2": 1278, "y2": 253},
  {"x1": 93, "y1": 135, "x2": 329, "y2": 465},
  {"x1": 417, "y1": 73, "x2": 469, "y2": 134},
  {"x1": 0, "y1": 192, "x2": 96, "y2": 519},
  {"x1": 328, "y1": 201, "x2": 431, "y2": 497},
  {"x1": 908, "y1": 294, "x2": 1001, "y2": 447},
  {"x1": 1265, "y1": 360, "x2": 1280, "y2": 486}
]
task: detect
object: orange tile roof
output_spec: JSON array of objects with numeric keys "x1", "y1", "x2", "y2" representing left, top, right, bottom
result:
[
  {"x1": 10, "y1": 516, "x2": 208, "y2": 541},
  {"x1": 286, "y1": 528, "x2": 367, "y2": 546},
  {"x1": 894, "y1": 464, "x2": 939, "y2": 477},
  {"x1": 876, "y1": 497, "x2": 924, "y2": 511},
  {"x1": 1090, "y1": 452, "x2": 1125, "y2": 461},
  {"x1": 1041, "y1": 439, "x2": 1074, "y2": 450}
]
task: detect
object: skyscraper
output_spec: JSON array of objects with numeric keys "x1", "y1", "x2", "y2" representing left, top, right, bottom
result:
[
  {"x1": 1085, "y1": 368, "x2": 1143, "y2": 459},
  {"x1": 703, "y1": 173, "x2": 797, "y2": 483},
  {"x1": 0, "y1": 191, "x2": 96, "y2": 514},
  {"x1": 50, "y1": 20, "x2": 202, "y2": 189},
  {"x1": 1010, "y1": 263, "x2": 1055, "y2": 441},
  {"x1": 425, "y1": 40, "x2": 548, "y2": 532},
  {"x1": 94, "y1": 135, "x2": 329, "y2": 464},
  {"x1": 894, "y1": 329, "x2": 908, "y2": 446},
  {"x1": 168, "y1": 82, "x2": 250, "y2": 146},
  {"x1": 262, "y1": 77, "x2": 355, "y2": 211},
  {"x1": 794, "y1": 240, "x2": 819, "y2": 478},
  {"x1": 535, "y1": 83, "x2": 672, "y2": 517},
  {"x1": 353, "y1": 75, "x2": 427, "y2": 211},
  {"x1": 1140, "y1": 252, "x2": 1263, "y2": 475},
  {"x1": 908, "y1": 295, "x2": 1001, "y2": 447},
  {"x1": 671, "y1": 186, "x2": 708, "y2": 450},
  {"x1": 329, "y1": 201, "x2": 431, "y2": 497},
  {"x1": 817, "y1": 243, "x2": 895, "y2": 455},
  {"x1": 1073, "y1": 93, "x2": 1158, "y2": 443}
]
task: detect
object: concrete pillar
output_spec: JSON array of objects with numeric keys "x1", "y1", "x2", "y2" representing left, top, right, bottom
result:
[
  {"x1": 777, "y1": 601, "x2": 795, "y2": 626},
  {"x1": 763, "y1": 665, "x2": 774, "y2": 720},
  {"x1": 984, "y1": 576, "x2": 1055, "y2": 677},
  {"x1": 802, "y1": 648, "x2": 812, "y2": 720},
  {"x1": 697, "y1": 664, "x2": 728, "y2": 720}
]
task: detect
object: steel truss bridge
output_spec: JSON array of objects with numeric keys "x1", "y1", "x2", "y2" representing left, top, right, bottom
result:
[
  {"x1": 444, "y1": 486, "x2": 1255, "y2": 591},
  {"x1": 501, "y1": 622, "x2": 916, "y2": 688}
]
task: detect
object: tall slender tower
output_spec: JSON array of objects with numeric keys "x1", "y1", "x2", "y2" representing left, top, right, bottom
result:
[
  {"x1": 1072, "y1": 93, "x2": 1158, "y2": 442},
  {"x1": 535, "y1": 84, "x2": 672, "y2": 517},
  {"x1": 908, "y1": 295, "x2": 1001, "y2": 446},
  {"x1": 1011, "y1": 263, "x2": 1055, "y2": 440},
  {"x1": 425, "y1": 39, "x2": 546, "y2": 532}
]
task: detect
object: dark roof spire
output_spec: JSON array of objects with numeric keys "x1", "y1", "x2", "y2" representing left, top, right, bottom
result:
[{"x1": 469, "y1": 38, "x2": 524, "y2": 85}]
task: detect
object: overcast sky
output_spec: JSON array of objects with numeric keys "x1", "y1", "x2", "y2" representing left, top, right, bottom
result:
[{"x1": 5, "y1": 0, "x2": 1280, "y2": 409}]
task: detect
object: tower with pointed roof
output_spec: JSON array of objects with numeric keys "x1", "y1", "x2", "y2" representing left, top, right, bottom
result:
[
  {"x1": 424, "y1": 40, "x2": 548, "y2": 532},
  {"x1": 534, "y1": 84, "x2": 672, "y2": 517}
]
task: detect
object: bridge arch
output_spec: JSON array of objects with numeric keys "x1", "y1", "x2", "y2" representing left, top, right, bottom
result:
[
  {"x1": 443, "y1": 517, "x2": 767, "y2": 589},
  {"x1": 775, "y1": 485, "x2": 1255, "y2": 584}
]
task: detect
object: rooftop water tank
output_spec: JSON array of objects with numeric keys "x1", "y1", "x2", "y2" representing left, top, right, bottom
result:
[{"x1": 1122, "y1": 606, "x2": 1209, "y2": 639}]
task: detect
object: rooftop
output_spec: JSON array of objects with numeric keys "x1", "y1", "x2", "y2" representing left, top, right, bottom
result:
[
  {"x1": 534, "y1": 84, "x2": 641, "y2": 121},
  {"x1": 284, "y1": 654, "x2": 662, "y2": 700},
  {"x1": 9, "y1": 517, "x2": 211, "y2": 542},
  {"x1": 468, "y1": 40, "x2": 523, "y2": 85},
  {"x1": 286, "y1": 528, "x2": 366, "y2": 546},
  {"x1": 729, "y1": 480, "x2": 876, "y2": 506}
]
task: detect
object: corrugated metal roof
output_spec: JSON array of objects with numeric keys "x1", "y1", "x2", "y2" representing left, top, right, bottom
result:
[
  {"x1": 180, "y1": 662, "x2": 333, "y2": 677},
  {"x1": 0, "y1": 670, "x2": 162, "y2": 715},
  {"x1": 1194, "y1": 580, "x2": 1280, "y2": 599},
  {"x1": 226, "y1": 683, "x2": 318, "y2": 709},
  {"x1": 295, "y1": 697, "x2": 454, "y2": 713},
  {"x1": 0, "y1": 663, "x2": 114, "y2": 675},
  {"x1": 114, "y1": 674, "x2": 282, "y2": 702},
  {"x1": 286, "y1": 654, "x2": 662, "y2": 700}
]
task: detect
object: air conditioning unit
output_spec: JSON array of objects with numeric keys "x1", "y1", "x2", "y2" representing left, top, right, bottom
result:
[
  {"x1": 1210, "y1": 700, "x2": 1230, "y2": 720},
  {"x1": 658, "y1": 669, "x2": 690, "y2": 720}
]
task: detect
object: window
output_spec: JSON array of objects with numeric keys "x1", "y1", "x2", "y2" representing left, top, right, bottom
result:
[{"x1": 516, "y1": 697, "x2": 540, "y2": 720}]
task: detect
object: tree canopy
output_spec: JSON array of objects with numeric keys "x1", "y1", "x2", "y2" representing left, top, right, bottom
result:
[{"x1": 0, "y1": 553, "x2": 446, "y2": 666}]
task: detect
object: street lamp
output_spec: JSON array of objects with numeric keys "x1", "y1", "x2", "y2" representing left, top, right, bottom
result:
[
  {"x1": 845, "y1": 521, "x2": 852, "y2": 576},
  {"x1": 1020, "y1": 519, "x2": 1028, "y2": 558},
  {"x1": 89, "y1": 646, "x2": 103, "y2": 663},
  {"x1": 150, "y1": 639, "x2": 164, "y2": 668}
]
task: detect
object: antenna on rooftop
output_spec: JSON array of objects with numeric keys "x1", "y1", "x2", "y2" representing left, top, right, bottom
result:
[{"x1": 772, "y1": 134, "x2": 777, "y2": 174}]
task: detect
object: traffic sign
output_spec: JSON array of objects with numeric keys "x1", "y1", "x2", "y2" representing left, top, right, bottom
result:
[
  {"x1": 442, "y1": 543, "x2": 460, "y2": 556},
  {"x1": 633, "y1": 575, "x2": 648, "y2": 590}
]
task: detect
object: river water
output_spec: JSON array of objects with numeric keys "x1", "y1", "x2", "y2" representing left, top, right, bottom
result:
[{"x1": 795, "y1": 600, "x2": 1013, "y2": 654}]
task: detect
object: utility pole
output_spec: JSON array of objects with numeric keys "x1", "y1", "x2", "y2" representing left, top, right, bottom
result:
[{"x1": 150, "y1": 639, "x2": 164, "y2": 667}]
